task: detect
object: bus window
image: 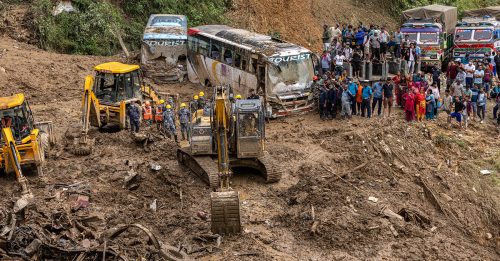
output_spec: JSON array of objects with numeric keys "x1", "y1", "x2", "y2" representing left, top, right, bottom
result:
[
  {"x1": 211, "y1": 43, "x2": 221, "y2": 60},
  {"x1": 241, "y1": 59, "x2": 247, "y2": 71},
  {"x1": 250, "y1": 58, "x2": 258, "y2": 73},
  {"x1": 199, "y1": 38, "x2": 209, "y2": 56},
  {"x1": 224, "y1": 48, "x2": 233, "y2": 65},
  {"x1": 234, "y1": 53, "x2": 241, "y2": 68},
  {"x1": 188, "y1": 37, "x2": 198, "y2": 52}
]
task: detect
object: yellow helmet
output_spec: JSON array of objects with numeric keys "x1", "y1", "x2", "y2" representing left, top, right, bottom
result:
[
  {"x1": 180, "y1": 103, "x2": 186, "y2": 108},
  {"x1": 235, "y1": 94, "x2": 242, "y2": 99},
  {"x1": 166, "y1": 104, "x2": 172, "y2": 109},
  {"x1": 194, "y1": 95, "x2": 199, "y2": 100},
  {"x1": 159, "y1": 99, "x2": 165, "y2": 104},
  {"x1": 199, "y1": 91, "x2": 205, "y2": 97}
]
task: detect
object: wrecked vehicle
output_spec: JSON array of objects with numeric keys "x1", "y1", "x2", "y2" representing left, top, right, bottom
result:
[
  {"x1": 186, "y1": 25, "x2": 315, "y2": 118},
  {"x1": 141, "y1": 14, "x2": 188, "y2": 83}
]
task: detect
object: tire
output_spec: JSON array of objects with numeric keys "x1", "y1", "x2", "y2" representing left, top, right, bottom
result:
[{"x1": 40, "y1": 131, "x2": 50, "y2": 158}]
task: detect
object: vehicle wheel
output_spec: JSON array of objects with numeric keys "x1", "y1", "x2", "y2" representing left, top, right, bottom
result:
[{"x1": 40, "y1": 131, "x2": 50, "y2": 158}]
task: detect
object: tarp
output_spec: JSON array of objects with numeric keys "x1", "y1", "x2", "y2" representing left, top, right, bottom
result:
[
  {"x1": 402, "y1": 4, "x2": 458, "y2": 34},
  {"x1": 463, "y1": 6, "x2": 500, "y2": 20}
]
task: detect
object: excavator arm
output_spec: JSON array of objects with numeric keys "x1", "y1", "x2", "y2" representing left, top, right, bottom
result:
[
  {"x1": 2, "y1": 127, "x2": 33, "y2": 212},
  {"x1": 74, "y1": 76, "x2": 100, "y2": 155}
]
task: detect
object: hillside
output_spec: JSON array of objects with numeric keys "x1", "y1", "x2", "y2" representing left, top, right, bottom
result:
[{"x1": 227, "y1": 0, "x2": 398, "y2": 50}]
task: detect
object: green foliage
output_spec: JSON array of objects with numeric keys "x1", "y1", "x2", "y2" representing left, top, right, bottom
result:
[
  {"x1": 32, "y1": 0, "x2": 229, "y2": 55},
  {"x1": 33, "y1": 0, "x2": 124, "y2": 55}
]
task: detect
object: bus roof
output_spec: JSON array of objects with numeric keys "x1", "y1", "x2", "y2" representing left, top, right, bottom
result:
[{"x1": 190, "y1": 25, "x2": 311, "y2": 56}]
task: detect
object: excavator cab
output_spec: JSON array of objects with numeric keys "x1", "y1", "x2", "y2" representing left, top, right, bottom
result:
[
  {"x1": 93, "y1": 67, "x2": 143, "y2": 105},
  {"x1": 235, "y1": 99, "x2": 265, "y2": 158}
]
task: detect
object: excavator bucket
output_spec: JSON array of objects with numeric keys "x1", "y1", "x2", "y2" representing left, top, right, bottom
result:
[
  {"x1": 210, "y1": 191, "x2": 241, "y2": 235},
  {"x1": 73, "y1": 135, "x2": 94, "y2": 156}
]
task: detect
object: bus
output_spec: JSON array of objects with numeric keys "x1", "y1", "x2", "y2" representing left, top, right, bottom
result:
[
  {"x1": 186, "y1": 25, "x2": 315, "y2": 118},
  {"x1": 453, "y1": 16, "x2": 500, "y2": 61},
  {"x1": 141, "y1": 14, "x2": 187, "y2": 83}
]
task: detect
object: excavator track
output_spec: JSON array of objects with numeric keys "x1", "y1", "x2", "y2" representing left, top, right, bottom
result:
[
  {"x1": 210, "y1": 191, "x2": 241, "y2": 235},
  {"x1": 258, "y1": 151, "x2": 282, "y2": 183},
  {"x1": 177, "y1": 148, "x2": 219, "y2": 191}
]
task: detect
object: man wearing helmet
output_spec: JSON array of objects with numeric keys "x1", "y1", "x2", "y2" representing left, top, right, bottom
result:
[
  {"x1": 162, "y1": 104, "x2": 177, "y2": 142},
  {"x1": 198, "y1": 91, "x2": 206, "y2": 109},
  {"x1": 154, "y1": 99, "x2": 165, "y2": 130},
  {"x1": 178, "y1": 103, "x2": 191, "y2": 141}
]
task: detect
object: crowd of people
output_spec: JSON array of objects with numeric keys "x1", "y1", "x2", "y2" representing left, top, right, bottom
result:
[{"x1": 316, "y1": 22, "x2": 500, "y2": 129}]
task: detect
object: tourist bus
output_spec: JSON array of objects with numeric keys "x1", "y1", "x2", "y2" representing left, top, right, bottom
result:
[
  {"x1": 186, "y1": 25, "x2": 315, "y2": 118},
  {"x1": 141, "y1": 14, "x2": 188, "y2": 83},
  {"x1": 453, "y1": 16, "x2": 500, "y2": 61}
]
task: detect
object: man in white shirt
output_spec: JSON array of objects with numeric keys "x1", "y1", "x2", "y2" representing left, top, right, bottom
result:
[
  {"x1": 331, "y1": 24, "x2": 342, "y2": 41},
  {"x1": 464, "y1": 61, "x2": 475, "y2": 88},
  {"x1": 379, "y1": 27, "x2": 389, "y2": 62},
  {"x1": 473, "y1": 64, "x2": 484, "y2": 88},
  {"x1": 334, "y1": 53, "x2": 345, "y2": 76}
]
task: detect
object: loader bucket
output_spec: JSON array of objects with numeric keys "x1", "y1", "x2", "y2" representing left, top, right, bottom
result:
[
  {"x1": 72, "y1": 135, "x2": 94, "y2": 156},
  {"x1": 210, "y1": 190, "x2": 241, "y2": 235}
]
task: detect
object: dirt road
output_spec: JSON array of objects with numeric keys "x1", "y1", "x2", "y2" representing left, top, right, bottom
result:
[{"x1": 0, "y1": 35, "x2": 499, "y2": 260}]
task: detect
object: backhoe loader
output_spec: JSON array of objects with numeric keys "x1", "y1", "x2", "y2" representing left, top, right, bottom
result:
[
  {"x1": 177, "y1": 85, "x2": 282, "y2": 235},
  {"x1": 74, "y1": 62, "x2": 161, "y2": 155},
  {"x1": 0, "y1": 93, "x2": 54, "y2": 211}
]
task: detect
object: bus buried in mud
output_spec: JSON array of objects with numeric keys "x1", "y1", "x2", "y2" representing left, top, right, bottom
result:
[
  {"x1": 186, "y1": 25, "x2": 314, "y2": 118},
  {"x1": 141, "y1": 14, "x2": 187, "y2": 83},
  {"x1": 453, "y1": 16, "x2": 500, "y2": 61}
]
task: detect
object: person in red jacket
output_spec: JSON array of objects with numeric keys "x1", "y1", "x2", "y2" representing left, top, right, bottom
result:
[{"x1": 402, "y1": 88, "x2": 415, "y2": 121}]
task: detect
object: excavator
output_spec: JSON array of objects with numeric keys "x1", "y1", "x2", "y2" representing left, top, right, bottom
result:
[
  {"x1": 74, "y1": 62, "x2": 161, "y2": 155},
  {"x1": 0, "y1": 93, "x2": 54, "y2": 211},
  {"x1": 177, "y1": 85, "x2": 282, "y2": 234}
]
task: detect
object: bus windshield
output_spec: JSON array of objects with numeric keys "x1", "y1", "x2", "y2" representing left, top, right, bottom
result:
[
  {"x1": 455, "y1": 29, "x2": 473, "y2": 41},
  {"x1": 419, "y1": 32, "x2": 438, "y2": 44},
  {"x1": 268, "y1": 55, "x2": 314, "y2": 93},
  {"x1": 473, "y1": 29, "x2": 492, "y2": 41}
]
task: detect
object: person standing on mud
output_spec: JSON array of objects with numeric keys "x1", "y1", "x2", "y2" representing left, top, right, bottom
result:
[
  {"x1": 163, "y1": 104, "x2": 178, "y2": 142},
  {"x1": 191, "y1": 95, "x2": 199, "y2": 113},
  {"x1": 382, "y1": 78, "x2": 394, "y2": 117},
  {"x1": 142, "y1": 101, "x2": 153, "y2": 126},
  {"x1": 340, "y1": 84, "x2": 352, "y2": 118},
  {"x1": 371, "y1": 79, "x2": 383, "y2": 117},
  {"x1": 198, "y1": 91, "x2": 206, "y2": 109},
  {"x1": 402, "y1": 88, "x2": 415, "y2": 121},
  {"x1": 248, "y1": 88, "x2": 260, "y2": 99},
  {"x1": 127, "y1": 100, "x2": 141, "y2": 133},
  {"x1": 348, "y1": 80, "x2": 358, "y2": 115},
  {"x1": 361, "y1": 80, "x2": 373, "y2": 118},
  {"x1": 178, "y1": 103, "x2": 191, "y2": 141}
]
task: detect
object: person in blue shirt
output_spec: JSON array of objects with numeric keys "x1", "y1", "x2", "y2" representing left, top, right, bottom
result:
[
  {"x1": 348, "y1": 80, "x2": 358, "y2": 115},
  {"x1": 470, "y1": 83, "x2": 480, "y2": 121},
  {"x1": 355, "y1": 29, "x2": 365, "y2": 47},
  {"x1": 361, "y1": 81, "x2": 373, "y2": 118},
  {"x1": 371, "y1": 79, "x2": 384, "y2": 116}
]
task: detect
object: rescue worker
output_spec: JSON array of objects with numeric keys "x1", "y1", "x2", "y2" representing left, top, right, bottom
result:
[
  {"x1": 198, "y1": 91, "x2": 206, "y2": 109},
  {"x1": 167, "y1": 96, "x2": 175, "y2": 110},
  {"x1": 235, "y1": 94, "x2": 242, "y2": 100},
  {"x1": 162, "y1": 104, "x2": 178, "y2": 142},
  {"x1": 127, "y1": 100, "x2": 141, "y2": 133},
  {"x1": 142, "y1": 101, "x2": 153, "y2": 126},
  {"x1": 154, "y1": 99, "x2": 165, "y2": 130},
  {"x1": 190, "y1": 95, "x2": 199, "y2": 112},
  {"x1": 178, "y1": 103, "x2": 191, "y2": 141}
]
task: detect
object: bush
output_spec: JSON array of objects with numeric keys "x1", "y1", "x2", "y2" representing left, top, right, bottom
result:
[{"x1": 32, "y1": 0, "x2": 229, "y2": 55}]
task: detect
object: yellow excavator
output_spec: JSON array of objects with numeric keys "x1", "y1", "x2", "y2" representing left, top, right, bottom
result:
[
  {"x1": 0, "y1": 94, "x2": 54, "y2": 211},
  {"x1": 74, "y1": 62, "x2": 161, "y2": 155},
  {"x1": 177, "y1": 85, "x2": 282, "y2": 234}
]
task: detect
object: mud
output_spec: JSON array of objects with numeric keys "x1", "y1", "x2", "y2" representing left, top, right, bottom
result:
[{"x1": 0, "y1": 8, "x2": 499, "y2": 260}]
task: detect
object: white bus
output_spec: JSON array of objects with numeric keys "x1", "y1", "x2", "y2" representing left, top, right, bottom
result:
[{"x1": 186, "y1": 25, "x2": 315, "y2": 118}]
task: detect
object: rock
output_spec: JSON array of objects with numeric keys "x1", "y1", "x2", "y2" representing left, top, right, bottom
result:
[
  {"x1": 196, "y1": 211, "x2": 208, "y2": 220},
  {"x1": 150, "y1": 199, "x2": 157, "y2": 212},
  {"x1": 480, "y1": 170, "x2": 491, "y2": 175},
  {"x1": 486, "y1": 233, "x2": 492, "y2": 240},
  {"x1": 81, "y1": 239, "x2": 91, "y2": 248},
  {"x1": 440, "y1": 193, "x2": 453, "y2": 202},
  {"x1": 368, "y1": 196, "x2": 379, "y2": 203},
  {"x1": 430, "y1": 226, "x2": 437, "y2": 232}
]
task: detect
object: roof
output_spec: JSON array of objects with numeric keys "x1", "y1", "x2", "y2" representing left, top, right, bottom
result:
[
  {"x1": 0, "y1": 93, "x2": 25, "y2": 110},
  {"x1": 192, "y1": 25, "x2": 311, "y2": 56},
  {"x1": 94, "y1": 62, "x2": 140, "y2": 74},
  {"x1": 463, "y1": 6, "x2": 500, "y2": 20}
]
